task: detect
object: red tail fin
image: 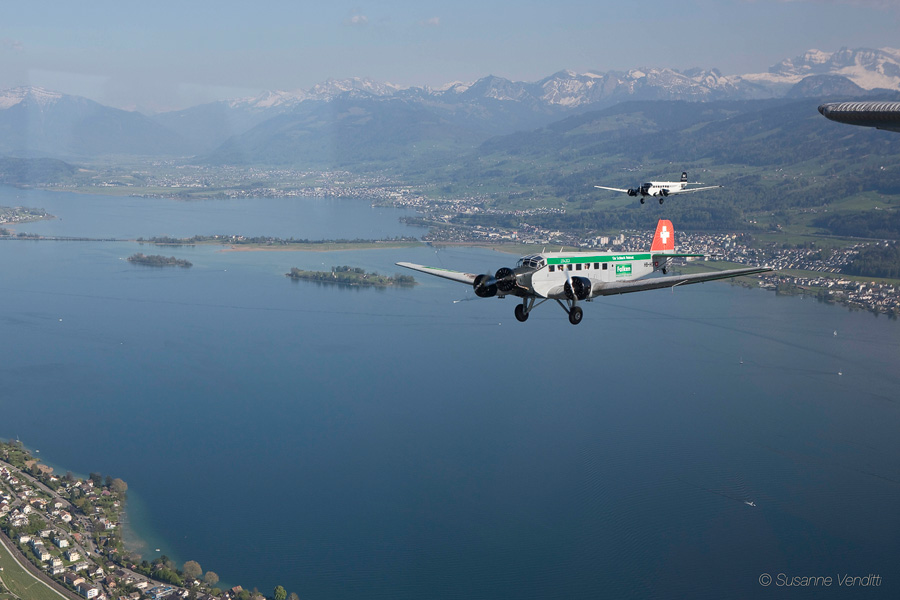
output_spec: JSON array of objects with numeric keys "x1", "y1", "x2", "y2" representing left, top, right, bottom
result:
[{"x1": 651, "y1": 220, "x2": 674, "y2": 253}]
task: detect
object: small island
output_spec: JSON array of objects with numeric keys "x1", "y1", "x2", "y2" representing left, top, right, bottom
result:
[
  {"x1": 287, "y1": 265, "x2": 415, "y2": 287},
  {"x1": 127, "y1": 253, "x2": 192, "y2": 268}
]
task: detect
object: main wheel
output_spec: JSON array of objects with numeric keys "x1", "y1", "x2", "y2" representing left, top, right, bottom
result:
[
  {"x1": 640, "y1": 198, "x2": 645, "y2": 204},
  {"x1": 659, "y1": 197, "x2": 665, "y2": 205},
  {"x1": 568, "y1": 306, "x2": 583, "y2": 325},
  {"x1": 514, "y1": 304, "x2": 529, "y2": 322}
]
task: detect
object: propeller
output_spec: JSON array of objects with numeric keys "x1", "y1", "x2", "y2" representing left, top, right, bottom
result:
[
  {"x1": 494, "y1": 267, "x2": 517, "y2": 292},
  {"x1": 473, "y1": 273, "x2": 497, "y2": 298},
  {"x1": 472, "y1": 267, "x2": 517, "y2": 297},
  {"x1": 627, "y1": 188, "x2": 637, "y2": 197},
  {"x1": 564, "y1": 269, "x2": 591, "y2": 301}
]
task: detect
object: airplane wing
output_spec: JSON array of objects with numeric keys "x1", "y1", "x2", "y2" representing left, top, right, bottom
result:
[
  {"x1": 671, "y1": 185, "x2": 723, "y2": 195},
  {"x1": 594, "y1": 185, "x2": 632, "y2": 194},
  {"x1": 592, "y1": 266, "x2": 772, "y2": 296},
  {"x1": 395, "y1": 262, "x2": 478, "y2": 285}
]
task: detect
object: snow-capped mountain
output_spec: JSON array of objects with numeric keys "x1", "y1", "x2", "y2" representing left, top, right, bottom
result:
[
  {"x1": 0, "y1": 86, "x2": 65, "y2": 110},
  {"x1": 4, "y1": 46, "x2": 900, "y2": 161},
  {"x1": 0, "y1": 86, "x2": 186, "y2": 158},
  {"x1": 220, "y1": 46, "x2": 900, "y2": 115},
  {"x1": 227, "y1": 77, "x2": 405, "y2": 111},
  {"x1": 741, "y1": 47, "x2": 900, "y2": 91}
]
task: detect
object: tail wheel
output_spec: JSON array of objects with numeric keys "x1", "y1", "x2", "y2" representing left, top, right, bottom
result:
[
  {"x1": 568, "y1": 306, "x2": 583, "y2": 325},
  {"x1": 514, "y1": 304, "x2": 529, "y2": 322},
  {"x1": 640, "y1": 198, "x2": 645, "y2": 204}
]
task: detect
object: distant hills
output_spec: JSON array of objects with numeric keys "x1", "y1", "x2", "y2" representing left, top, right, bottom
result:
[{"x1": 1, "y1": 46, "x2": 900, "y2": 168}]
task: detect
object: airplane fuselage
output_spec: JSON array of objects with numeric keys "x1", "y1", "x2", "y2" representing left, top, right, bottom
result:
[
  {"x1": 637, "y1": 181, "x2": 688, "y2": 197},
  {"x1": 508, "y1": 251, "x2": 665, "y2": 300}
]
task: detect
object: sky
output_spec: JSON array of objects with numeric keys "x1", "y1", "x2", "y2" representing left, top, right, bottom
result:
[{"x1": 1, "y1": 0, "x2": 899, "y2": 113}]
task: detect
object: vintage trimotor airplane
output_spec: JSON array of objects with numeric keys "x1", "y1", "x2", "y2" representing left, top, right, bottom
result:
[
  {"x1": 595, "y1": 171, "x2": 722, "y2": 204},
  {"x1": 397, "y1": 220, "x2": 772, "y2": 325}
]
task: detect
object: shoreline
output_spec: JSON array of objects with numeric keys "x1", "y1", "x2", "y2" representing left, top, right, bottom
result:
[{"x1": 0, "y1": 440, "x2": 236, "y2": 598}]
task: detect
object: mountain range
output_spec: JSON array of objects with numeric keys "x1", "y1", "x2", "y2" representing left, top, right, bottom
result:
[{"x1": 2, "y1": 47, "x2": 900, "y2": 164}]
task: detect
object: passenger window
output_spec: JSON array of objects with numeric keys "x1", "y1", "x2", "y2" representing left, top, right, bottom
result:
[
  {"x1": 575, "y1": 264, "x2": 581, "y2": 271},
  {"x1": 567, "y1": 264, "x2": 572, "y2": 271},
  {"x1": 594, "y1": 263, "x2": 599, "y2": 269},
  {"x1": 602, "y1": 263, "x2": 608, "y2": 270},
  {"x1": 549, "y1": 265, "x2": 555, "y2": 272}
]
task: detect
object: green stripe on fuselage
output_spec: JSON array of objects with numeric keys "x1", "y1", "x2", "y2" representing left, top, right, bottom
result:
[{"x1": 546, "y1": 253, "x2": 651, "y2": 265}]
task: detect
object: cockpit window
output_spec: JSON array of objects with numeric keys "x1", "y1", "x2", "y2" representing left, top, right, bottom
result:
[{"x1": 517, "y1": 255, "x2": 545, "y2": 270}]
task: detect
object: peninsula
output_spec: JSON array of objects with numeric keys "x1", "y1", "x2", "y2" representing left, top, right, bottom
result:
[
  {"x1": 0, "y1": 440, "x2": 297, "y2": 600},
  {"x1": 287, "y1": 266, "x2": 415, "y2": 287}
]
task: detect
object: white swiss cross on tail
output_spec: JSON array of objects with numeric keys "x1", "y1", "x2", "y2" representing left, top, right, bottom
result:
[{"x1": 650, "y1": 219, "x2": 675, "y2": 253}]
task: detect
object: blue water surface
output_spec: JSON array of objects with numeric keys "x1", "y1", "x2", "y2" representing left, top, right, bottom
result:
[{"x1": 1, "y1": 189, "x2": 899, "y2": 599}]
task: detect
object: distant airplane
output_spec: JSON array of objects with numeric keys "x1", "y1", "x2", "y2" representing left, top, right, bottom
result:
[
  {"x1": 818, "y1": 101, "x2": 900, "y2": 133},
  {"x1": 397, "y1": 220, "x2": 772, "y2": 325},
  {"x1": 595, "y1": 172, "x2": 723, "y2": 204}
]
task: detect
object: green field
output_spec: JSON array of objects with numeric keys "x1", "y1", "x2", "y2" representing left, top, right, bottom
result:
[{"x1": 0, "y1": 536, "x2": 69, "y2": 600}]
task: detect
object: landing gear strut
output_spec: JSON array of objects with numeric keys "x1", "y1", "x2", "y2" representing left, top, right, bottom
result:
[
  {"x1": 514, "y1": 297, "x2": 538, "y2": 323},
  {"x1": 554, "y1": 297, "x2": 584, "y2": 325}
]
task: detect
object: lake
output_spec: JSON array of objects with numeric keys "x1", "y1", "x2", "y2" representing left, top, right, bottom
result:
[{"x1": 1, "y1": 188, "x2": 899, "y2": 598}]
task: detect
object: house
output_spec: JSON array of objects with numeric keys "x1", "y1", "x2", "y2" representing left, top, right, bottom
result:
[
  {"x1": 64, "y1": 573, "x2": 85, "y2": 587},
  {"x1": 18, "y1": 534, "x2": 32, "y2": 544},
  {"x1": 74, "y1": 561, "x2": 90, "y2": 571},
  {"x1": 65, "y1": 549, "x2": 81, "y2": 562},
  {"x1": 76, "y1": 582, "x2": 100, "y2": 599},
  {"x1": 54, "y1": 537, "x2": 70, "y2": 548},
  {"x1": 60, "y1": 510, "x2": 73, "y2": 523}
]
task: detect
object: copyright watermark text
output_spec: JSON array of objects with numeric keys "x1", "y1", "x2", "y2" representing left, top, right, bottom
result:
[{"x1": 759, "y1": 573, "x2": 882, "y2": 588}]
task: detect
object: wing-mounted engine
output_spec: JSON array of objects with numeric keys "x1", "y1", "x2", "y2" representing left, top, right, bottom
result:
[
  {"x1": 473, "y1": 274, "x2": 497, "y2": 298},
  {"x1": 564, "y1": 276, "x2": 592, "y2": 301},
  {"x1": 494, "y1": 267, "x2": 517, "y2": 293},
  {"x1": 627, "y1": 188, "x2": 638, "y2": 197},
  {"x1": 660, "y1": 188, "x2": 669, "y2": 196},
  {"x1": 473, "y1": 267, "x2": 519, "y2": 298}
]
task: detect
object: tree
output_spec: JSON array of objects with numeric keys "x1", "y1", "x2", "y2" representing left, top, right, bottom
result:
[
  {"x1": 89, "y1": 472, "x2": 103, "y2": 486},
  {"x1": 110, "y1": 478, "x2": 128, "y2": 494},
  {"x1": 274, "y1": 586, "x2": 286, "y2": 600},
  {"x1": 203, "y1": 572, "x2": 219, "y2": 587},
  {"x1": 183, "y1": 560, "x2": 202, "y2": 580}
]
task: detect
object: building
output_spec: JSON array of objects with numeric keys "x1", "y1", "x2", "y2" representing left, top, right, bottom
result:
[{"x1": 77, "y1": 582, "x2": 100, "y2": 599}]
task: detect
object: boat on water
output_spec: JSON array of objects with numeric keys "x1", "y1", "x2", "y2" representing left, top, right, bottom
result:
[{"x1": 744, "y1": 501, "x2": 756, "y2": 507}]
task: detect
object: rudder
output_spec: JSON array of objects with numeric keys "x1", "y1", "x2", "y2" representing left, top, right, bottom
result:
[{"x1": 650, "y1": 219, "x2": 675, "y2": 253}]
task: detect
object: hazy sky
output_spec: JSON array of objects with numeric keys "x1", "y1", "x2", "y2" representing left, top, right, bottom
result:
[{"x1": 2, "y1": 0, "x2": 898, "y2": 113}]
